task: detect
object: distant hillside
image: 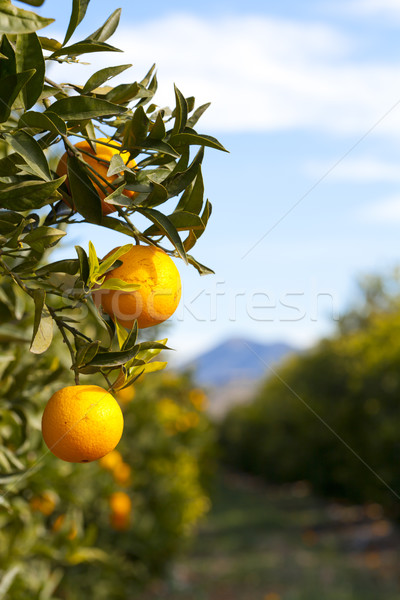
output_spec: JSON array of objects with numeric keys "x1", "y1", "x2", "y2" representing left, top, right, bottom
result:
[{"x1": 184, "y1": 338, "x2": 296, "y2": 387}]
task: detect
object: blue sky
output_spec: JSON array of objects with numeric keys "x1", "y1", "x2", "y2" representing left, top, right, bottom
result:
[{"x1": 22, "y1": 0, "x2": 400, "y2": 360}]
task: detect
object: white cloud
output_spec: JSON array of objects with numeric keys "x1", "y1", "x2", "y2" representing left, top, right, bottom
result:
[
  {"x1": 47, "y1": 13, "x2": 400, "y2": 135},
  {"x1": 304, "y1": 157, "x2": 400, "y2": 183},
  {"x1": 345, "y1": 0, "x2": 400, "y2": 18},
  {"x1": 360, "y1": 196, "x2": 400, "y2": 223}
]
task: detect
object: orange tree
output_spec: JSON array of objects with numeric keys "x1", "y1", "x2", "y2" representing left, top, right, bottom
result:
[{"x1": 0, "y1": 0, "x2": 222, "y2": 596}]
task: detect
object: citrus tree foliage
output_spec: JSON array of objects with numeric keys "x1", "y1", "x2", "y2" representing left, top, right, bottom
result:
[
  {"x1": 0, "y1": 285, "x2": 214, "y2": 598},
  {"x1": 220, "y1": 273, "x2": 400, "y2": 517},
  {"x1": 0, "y1": 0, "x2": 226, "y2": 390}
]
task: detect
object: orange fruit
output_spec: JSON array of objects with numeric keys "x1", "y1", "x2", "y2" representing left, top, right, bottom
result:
[
  {"x1": 56, "y1": 137, "x2": 136, "y2": 215},
  {"x1": 93, "y1": 245, "x2": 181, "y2": 329},
  {"x1": 109, "y1": 492, "x2": 131, "y2": 518},
  {"x1": 113, "y1": 462, "x2": 132, "y2": 486},
  {"x1": 29, "y1": 491, "x2": 57, "y2": 516},
  {"x1": 41, "y1": 385, "x2": 124, "y2": 463},
  {"x1": 116, "y1": 384, "x2": 136, "y2": 404},
  {"x1": 99, "y1": 449, "x2": 123, "y2": 471}
]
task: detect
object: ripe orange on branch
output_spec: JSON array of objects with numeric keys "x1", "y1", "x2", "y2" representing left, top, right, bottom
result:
[
  {"x1": 41, "y1": 385, "x2": 124, "y2": 463},
  {"x1": 93, "y1": 244, "x2": 181, "y2": 329},
  {"x1": 56, "y1": 137, "x2": 136, "y2": 215}
]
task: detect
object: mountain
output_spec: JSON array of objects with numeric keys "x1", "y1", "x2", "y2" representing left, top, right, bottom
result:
[{"x1": 184, "y1": 338, "x2": 297, "y2": 387}]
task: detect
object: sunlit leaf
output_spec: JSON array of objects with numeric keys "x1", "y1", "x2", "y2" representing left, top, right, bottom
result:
[
  {"x1": 0, "y1": 2, "x2": 53, "y2": 34},
  {"x1": 30, "y1": 289, "x2": 53, "y2": 354}
]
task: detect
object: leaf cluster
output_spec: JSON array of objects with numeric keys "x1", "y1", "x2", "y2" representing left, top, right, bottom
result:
[{"x1": 0, "y1": 0, "x2": 226, "y2": 381}]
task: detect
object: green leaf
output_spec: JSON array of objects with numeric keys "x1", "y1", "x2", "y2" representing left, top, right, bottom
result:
[
  {"x1": 64, "y1": 0, "x2": 90, "y2": 45},
  {"x1": 0, "y1": 35, "x2": 16, "y2": 79},
  {"x1": 122, "y1": 106, "x2": 150, "y2": 157},
  {"x1": 187, "y1": 102, "x2": 211, "y2": 128},
  {"x1": 101, "y1": 216, "x2": 138, "y2": 240},
  {"x1": 121, "y1": 320, "x2": 138, "y2": 351},
  {"x1": 0, "y1": 69, "x2": 35, "y2": 123},
  {"x1": 171, "y1": 85, "x2": 188, "y2": 135},
  {"x1": 97, "y1": 244, "x2": 132, "y2": 276},
  {"x1": 0, "y1": 2, "x2": 54, "y2": 33},
  {"x1": 82, "y1": 63, "x2": 132, "y2": 94},
  {"x1": 164, "y1": 147, "x2": 204, "y2": 198},
  {"x1": 38, "y1": 36, "x2": 61, "y2": 51},
  {"x1": 75, "y1": 340, "x2": 100, "y2": 368},
  {"x1": 99, "y1": 278, "x2": 140, "y2": 292},
  {"x1": 175, "y1": 167, "x2": 204, "y2": 214},
  {"x1": 106, "y1": 82, "x2": 152, "y2": 105},
  {"x1": 50, "y1": 39, "x2": 122, "y2": 59},
  {"x1": 0, "y1": 177, "x2": 65, "y2": 210},
  {"x1": 107, "y1": 154, "x2": 127, "y2": 177},
  {"x1": 4, "y1": 130, "x2": 51, "y2": 181},
  {"x1": 170, "y1": 132, "x2": 228, "y2": 152},
  {"x1": 103, "y1": 184, "x2": 133, "y2": 207},
  {"x1": 88, "y1": 240, "x2": 99, "y2": 284},
  {"x1": 139, "y1": 207, "x2": 187, "y2": 262},
  {"x1": 184, "y1": 199, "x2": 212, "y2": 252},
  {"x1": 16, "y1": 32, "x2": 45, "y2": 109},
  {"x1": 23, "y1": 226, "x2": 66, "y2": 252},
  {"x1": 18, "y1": 0, "x2": 45, "y2": 5},
  {"x1": 0, "y1": 211, "x2": 23, "y2": 235},
  {"x1": 46, "y1": 96, "x2": 127, "y2": 121},
  {"x1": 30, "y1": 289, "x2": 53, "y2": 354},
  {"x1": 35, "y1": 259, "x2": 79, "y2": 276},
  {"x1": 87, "y1": 8, "x2": 121, "y2": 42},
  {"x1": 85, "y1": 341, "x2": 169, "y2": 368},
  {"x1": 75, "y1": 245, "x2": 89, "y2": 284},
  {"x1": 148, "y1": 112, "x2": 166, "y2": 140},
  {"x1": 67, "y1": 155, "x2": 103, "y2": 224},
  {"x1": 18, "y1": 110, "x2": 67, "y2": 135},
  {"x1": 187, "y1": 253, "x2": 214, "y2": 275},
  {"x1": 138, "y1": 180, "x2": 168, "y2": 208},
  {"x1": 147, "y1": 211, "x2": 204, "y2": 233}
]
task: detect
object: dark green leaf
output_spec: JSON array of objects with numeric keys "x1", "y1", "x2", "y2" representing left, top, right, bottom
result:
[
  {"x1": 146, "y1": 211, "x2": 204, "y2": 234},
  {"x1": 82, "y1": 63, "x2": 132, "y2": 94},
  {"x1": 4, "y1": 130, "x2": 51, "y2": 181},
  {"x1": 106, "y1": 82, "x2": 151, "y2": 105},
  {"x1": 64, "y1": 0, "x2": 90, "y2": 45},
  {"x1": 16, "y1": 32, "x2": 44, "y2": 109},
  {"x1": 23, "y1": 226, "x2": 66, "y2": 252},
  {"x1": 170, "y1": 132, "x2": 228, "y2": 152},
  {"x1": 35, "y1": 259, "x2": 79, "y2": 276},
  {"x1": 103, "y1": 185, "x2": 133, "y2": 207},
  {"x1": 164, "y1": 147, "x2": 204, "y2": 198},
  {"x1": 0, "y1": 211, "x2": 23, "y2": 235},
  {"x1": 30, "y1": 289, "x2": 53, "y2": 354},
  {"x1": 122, "y1": 105, "x2": 150, "y2": 156},
  {"x1": 171, "y1": 85, "x2": 188, "y2": 135},
  {"x1": 75, "y1": 340, "x2": 100, "y2": 368},
  {"x1": 67, "y1": 155, "x2": 103, "y2": 224},
  {"x1": 121, "y1": 320, "x2": 138, "y2": 351},
  {"x1": 139, "y1": 180, "x2": 168, "y2": 208},
  {"x1": 0, "y1": 2, "x2": 54, "y2": 33},
  {"x1": 184, "y1": 199, "x2": 212, "y2": 252},
  {"x1": 46, "y1": 96, "x2": 127, "y2": 121},
  {"x1": 139, "y1": 63, "x2": 156, "y2": 87},
  {"x1": 140, "y1": 138, "x2": 180, "y2": 158},
  {"x1": 148, "y1": 112, "x2": 166, "y2": 140},
  {"x1": 175, "y1": 167, "x2": 204, "y2": 214},
  {"x1": 75, "y1": 245, "x2": 89, "y2": 284},
  {"x1": 85, "y1": 341, "x2": 169, "y2": 368},
  {"x1": 18, "y1": 0, "x2": 46, "y2": 6},
  {"x1": 0, "y1": 69, "x2": 35, "y2": 123},
  {"x1": 87, "y1": 8, "x2": 121, "y2": 42},
  {"x1": 0, "y1": 177, "x2": 64, "y2": 210},
  {"x1": 187, "y1": 253, "x2": 214, "y2": 275},
  {"x1": 139, "y1": 207, "x2": 187, "y2": 262},
  {"x1": 50, "y1": 39, "x2": 122, "y2": 59},
  {"x1": 0, "y1": 35, "x2": 16, "y2": 79},
  {"x1": 187, "y1": 102, "x2": 211, "y2": 128},
  {"x1": 18, "y1": 110, "x2": 67, "y2": 135}
]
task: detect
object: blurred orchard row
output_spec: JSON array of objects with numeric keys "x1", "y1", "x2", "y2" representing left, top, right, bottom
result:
[
  {"x1": 220, "y1": 271, "x2": 400, "y2": 518},
  {"x1": 0, "y1": 281, "x2": 215, "y2": 599}
]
